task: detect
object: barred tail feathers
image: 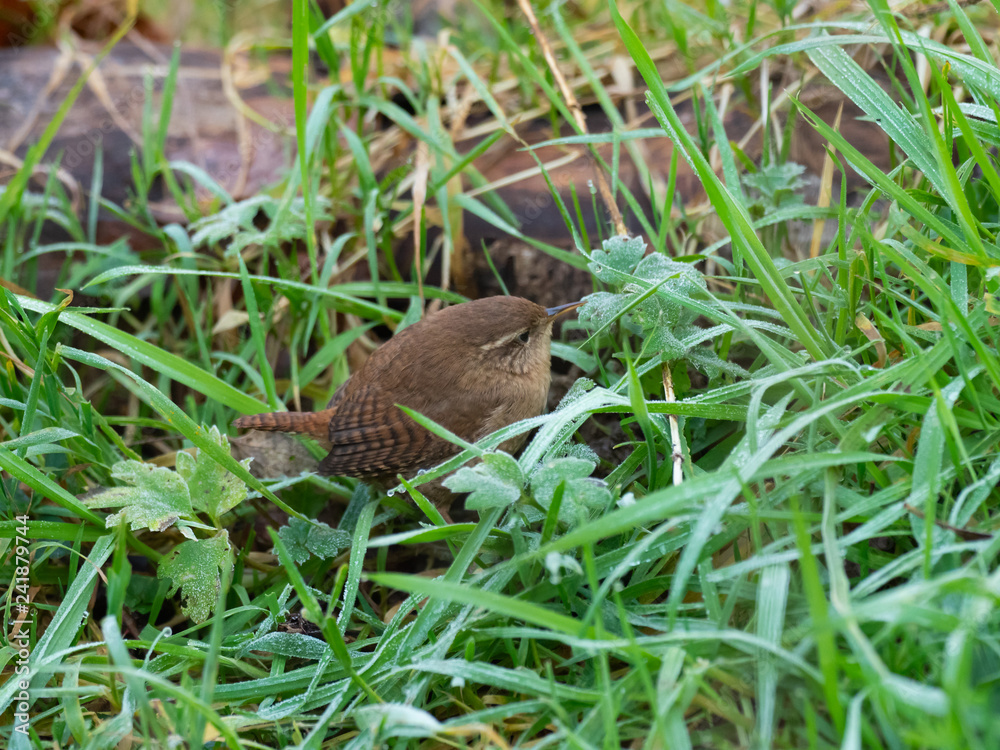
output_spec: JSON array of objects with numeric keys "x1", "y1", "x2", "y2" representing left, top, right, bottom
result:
[{"x1": 232, "y1": 409, "x2": 334, "y2": 444}]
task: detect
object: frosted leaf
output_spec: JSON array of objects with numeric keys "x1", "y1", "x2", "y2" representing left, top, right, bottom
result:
[
  {"x1": 580, "y1": 256, "x2": 707, "y2": 337},
  {"x1": 687, "y1": 346, "x2": 750, "y2": 380},
  {"x1": 643, "y1": 323, "x2": 688, "y2": 361},
  {"x1": 86, "y1": 460, "x2": 193, "y2": 532},
  {"x1": 443, "y1": 452, "x2": 524, "y2": 509},
  {"x1": 635, "y1": 255, "x2": 706, "y2": 326},
  {"x1": 190, "y1": 195, "x2": 273, "y2": 247},
  {"x1": 277, "y1": 518, "x2": 352, "y2": 564},
  {"x1": 556, "y1": 442, "x2": 600, "y2": 464},
  {"x1": 189, "y1": 194, "x2": 332, "y2": 255},
  {"x1": 578, "y1": 291, "x2": 632, "y2": 329},
  {"x1": 637, "y1": 253, "x2": 705, "y2": 291},
  {"x1": 587, "y1": 235, "x2": 647, "y2": 282},
  {"x1": 744, "y1": 162, "x2": 808, "y2": 211},
  {"x1": 177, "y1": 426, "x2": 251, "y2": 518},
  {"x1": 634, "y1": 253, "x2": 704, "y2": 286},
  {"x1": 158, "y1": 531, "x2": 233, "y2": 623},
  {"x1": 531, "y1": 457, "x2": 611, "y2": 526}
]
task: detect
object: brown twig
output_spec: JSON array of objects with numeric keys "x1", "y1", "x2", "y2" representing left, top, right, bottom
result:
[
  {"x1": 903, "y1": 504, "x2": 992, "y2": 541},
  {"x1": 515, "y1": 0, "x2": 628, "y2": 237}
]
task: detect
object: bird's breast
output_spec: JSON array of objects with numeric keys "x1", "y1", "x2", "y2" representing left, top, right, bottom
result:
[{"x1": 476, "y1": 369, "x2": 550, "y2": 444}]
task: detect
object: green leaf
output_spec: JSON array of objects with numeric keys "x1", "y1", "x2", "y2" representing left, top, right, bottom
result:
[
  {"x1": 176, "y1": 426, "x2": 251, "y2": 519},
  {"x1": 159, "y1": 531, "x2": 234, "y2": 624},
  {"x1": 531, "y1": 457, "x2": 612, "y2": 526},
  {"x1": 580, "y1": 245, "x2": 708, "y2": 362},
  {"x1": 277, "y1": 517, "x2": 352, "y2": 564},
  {"x1": 588, "y1": 234, "x2": 647, "y2": 282},
  {"x1": 443, "y1": 452, "x2": 524, "y2": 509},
  {"x1": 86, "y1": 460, "x2": 193, "y2": 532},
  {"x1": 744, "y1": 162, "x2": 808, "y2": 210}
]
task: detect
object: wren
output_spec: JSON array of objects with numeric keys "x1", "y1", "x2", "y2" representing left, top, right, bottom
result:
[{"x1": 232, "y1": 296, "x2": 582, "y2": 483}]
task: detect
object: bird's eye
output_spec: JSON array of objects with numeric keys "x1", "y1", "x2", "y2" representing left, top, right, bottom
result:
[{"x1": 517, "y1": 330, "x2": 531, "y2": 344}]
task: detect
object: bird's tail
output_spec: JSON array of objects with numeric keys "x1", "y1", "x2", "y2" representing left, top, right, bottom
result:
[{"x1": 232, "y1": 409, "x2": 335, "y2": 445}]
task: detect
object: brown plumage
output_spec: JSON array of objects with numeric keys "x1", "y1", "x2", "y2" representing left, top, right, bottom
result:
[{"x1": 232, "y1": 296, "x2": 581, "y2": 482}]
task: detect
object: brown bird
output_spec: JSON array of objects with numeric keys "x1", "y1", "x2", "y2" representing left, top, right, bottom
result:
[{"x1": 232, "y1": 296, "x2": 582, "y2": 483}]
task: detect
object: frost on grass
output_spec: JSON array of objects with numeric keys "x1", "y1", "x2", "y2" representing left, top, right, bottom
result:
[
  {"x1": 555, "y1": 377, "x2": 595, "y2": 410},
  {"x1": 83, "y1": 426, "x2": 249, "y2": 622},
  {"x1": 159, "y1": 531, "x2": 234, "y2": 624},
  {"x1": 277, "y1": 517, "x2": 352, "y2": 564},
  {"x1": 354, "y1": 704, "x2": 443, "y2": 740},
  {"x1": 239, "y1": 631, "x2": 331, "y2": 661},
  {"x1": 443, "y1": 452, "x2": 524, "y2": 509},
  {"x1": 580, "y1": 235, "x2": 739, "y2": 378}
]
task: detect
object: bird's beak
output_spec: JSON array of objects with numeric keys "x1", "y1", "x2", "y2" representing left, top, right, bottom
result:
[{"x1": 545, "y1": 301, "x2": 585, "y2": 320}]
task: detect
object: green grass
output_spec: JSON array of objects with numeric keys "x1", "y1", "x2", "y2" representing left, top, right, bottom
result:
[{"x1": 2, "y1": 0, "x2": 1000, "y2": 747}]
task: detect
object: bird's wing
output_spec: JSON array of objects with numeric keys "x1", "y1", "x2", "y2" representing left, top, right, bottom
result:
[{"x1": 318, "y1": 385, "x2": 460, "y2": 479}]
